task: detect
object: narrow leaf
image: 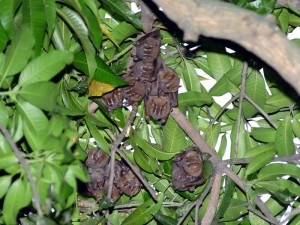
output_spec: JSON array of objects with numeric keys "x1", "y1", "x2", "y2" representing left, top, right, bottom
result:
[
  {"x1": 181, "y1": 59, "x2": 201, "y2": 91},
  {"x1": 103, "y1": 0, "x2": 143, "y2": 30},
  {"x1": 178, "y1": 91, "x2": 213, "y2": 109},
  {"x1": 154, "y1": 214, "x2": 178, "y2": 225},
  {"x1": 74, "y1": 52, "x2": 127, "y2": 86},
  {"x1": 122, "y1": 194, "x2": 163, "y2": 225},
  {"x1": 244, "y1": 143, "x2": 276, "y2": 158},
  {"x1": 275, "y1": 117, "x2": 295, "y2": 156},
  {"x1": 133, "y1": 133, "x2": 178, "y2": 160},
  {"x1": 57, "y1": 6, "x2": 96, "y2": 76},
  {"x1": 162, "y1": 117, "x2": 186, "y2": 153},
  {"x1": 3, "y1": 179, "x2": 32, "y2": 225},
  {"x1": 1, "y1": 26, "x2": 34, "y2": 78},
  {"x1": 245, "y1": 150, "x2": 276, "y2": 176},
  {"x1": 19, "y1": 50, "x2": 73, "y2": 86},
  {"x1": 251, "y1": 128, "x2": 276, "y2": 143},
  {"x1": 258, "y1": 163, "x2": 300, "y2": 181}
]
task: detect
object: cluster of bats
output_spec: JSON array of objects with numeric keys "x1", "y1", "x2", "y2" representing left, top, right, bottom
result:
[
  {"x1": 86, "y1": 147, "x2": 205, "y2": 201},
  {"x1": 101, "y1": 30, "x2": 180, "y2": 123},
  {"x1": 85, "y1": 149, "x2": 141, "y2": 201},
  {"x1": 87, "y1": 31, "x2": 205, "y2": 200}
]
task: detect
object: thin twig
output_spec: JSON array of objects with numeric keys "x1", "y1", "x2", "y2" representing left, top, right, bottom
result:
[
  {"x1": 107, "y1": 103, "x2": 138, "y2": 200},
  {"x1": 201, "y1": 171, "x2": 222, "y2": 225},
  {"x1": 248, "y1": 204, "x2": 279, "y2": 224},
  {"x1": 244, "y1": 94, "x2": 278, "y2": 129},
  {"x1": 280, "y1": 205, "x2": 300, "y2": 225},
  {"x1": 203, "y1": 94, "x2": 239, "y2": 136},
  {"x1": 0, "y1": 123, "x2": 43, "y2": 216},
  {"x1": 177, "y1": 178, "x2": 214, "y2": 225},
  {"x1": 234, "y1": 62, "x2": 248, "y2": 158}
]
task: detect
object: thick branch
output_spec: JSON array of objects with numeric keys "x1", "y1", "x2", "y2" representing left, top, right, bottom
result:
[{"x1": 151, "y1": 0, "x2": 300, "y2": 95}]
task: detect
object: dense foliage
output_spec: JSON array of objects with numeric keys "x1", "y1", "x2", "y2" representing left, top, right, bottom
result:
[{"x1": 0, "y1": 0, "x2": 300, "y2": 224}]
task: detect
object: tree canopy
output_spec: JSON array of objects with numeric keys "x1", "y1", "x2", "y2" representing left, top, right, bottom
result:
[{"x1": 0, "y1": 0, "x2": 300, "y2": 224}]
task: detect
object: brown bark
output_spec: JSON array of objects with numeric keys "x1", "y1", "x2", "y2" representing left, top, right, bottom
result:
[{"x1": 151, "y1": 0, "x2": 300, "y2": 95}]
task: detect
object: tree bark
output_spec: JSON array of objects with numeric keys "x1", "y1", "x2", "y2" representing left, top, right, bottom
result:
[{"x1": 151, "y1": 0, "x2": 300, "y2": 96}]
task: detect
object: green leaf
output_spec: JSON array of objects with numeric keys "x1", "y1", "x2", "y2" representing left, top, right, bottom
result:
[
  {"x1": 162, "y1": 117, "x2": 186, "y2": 153},
  {"x1": 266, "y1": 92, "x2": 294, "y2": 108},
  {"x1": 19, "y1": 81, "x2": 58, "y2": 112},
  {"x1": 181, "y1": 59, "x2": 201, "y2": 91},
  {"x1": 43, "y1": 0, "x2": 56, "y2": 35},
  {"x1": 178, "y1": 91, "x2": 213, "y2": 109},
  {"x1": 17, "y1": 100, "x2": 49, "y2": 150},
  {"x1": 102, "y1": 0, "x2": 143, "y2": 30},
  {"x1": 19, "y1": 50, "x2": 73, "y2": 86},
  {"x1": 217, "y1": 134, "x2": 227, "y2": 158},
  {"x1": 222, "y1": 198, "x2": 248, "y2": 221},
  {"x1": 205, "y1": 123, "x2": 221, "y2": 149},
  {"x1": 86, "y1": 121, "x2": 110, "y2": 155},
  {"x1": 292, "y1": 117, "x2": 300, "y2": 137},
  {"x1": 256, "y1": 179, "x2": 300, "y2": 197},
  {"x1": 257, "y1": 163, "x2": 300, "y2": 181},
  {"x1": 0, "y1": 101, "x2": 10, "y2": 127},
  {"x1": 209, "y1": 61, "x2": 242, "y2": 96},
  {"x1": 3, "y1": 179, "x2": 32, "y2": 225},
  {"x1": 154, "y1": 214, "x2": 178, "y2": 225},
  {"x1": 122, "y1": 194, "x2": 163, "y2": 225},
  {"x1": 1, "y1": 26, "x2": 34, "y2": 79},
  {"x1": 275, "y1": 117, "x2": 295, "y2": 156},
  {"x1": 251, "y1": 128, "x2": 276, "y2": 142},
  {"x1": 57, "y1": 6, "x2": 96, "y2": 76},
  {"x1": 0, "y1": 153, "x2": 19, "y2": 170},
  {"x1": 0, "y1": 22, "x2": 9, "y2": 52},
  {"x1": 207, "y1": 50, "x2": 231, "y2": 81},
  {"x1": 245, "y1": 150, "x2": 276, "y2": 176},
  {"x1": 110, "y1": 21, "x2": 138, "y2": 45},
  {"x1": 243, "y1": 70, "x2": 266, "y2": 118},
  {"x1": 133, "y1": 133, "x2": 178, "y2": 160},
  {"x1": 230, "y1": 120, "x2": 246, "y2": 158},
  {"x1": 249, "y1": 212, "x2": 269, "y2": 225},
  {"x1": 276, "y1": 8, "x2": 289, "y2": 33},
  {"x1": 244, "y1": 143, "x2": 276, "y2": 158},
  {"x1": 0, "y1": 0, "x2": 15, "y2": 37},
  {"x1": 133, "y1": 146, "x2": 154, "y2": 173},
  {"x1": 73, "y1": 52, "x2": 127, "y2": 86},
  {"x1": 22, "y1": 0, "x2": 46, "y2": 56},
  {"x1": 0, "y1": 175, "x2": 11, "y2": 199}
]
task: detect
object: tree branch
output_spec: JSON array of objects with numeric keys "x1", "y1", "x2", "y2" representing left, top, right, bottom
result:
[
  {"x1": 151, "y1": 0, "x2": 300, "y2": 96},
  {"x1": 0, "y1": 123, "x2": 43, "y2": 217},
  {"x1": 201, "y1": 171, "x2": 222, "y2": 225}
]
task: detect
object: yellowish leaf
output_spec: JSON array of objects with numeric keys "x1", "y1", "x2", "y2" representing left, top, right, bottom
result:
[
  {"x1": 99, "y1": 23, "x2": 120, "y2": 48},
  {"x1": 88, "y1": 80, "x2": 115, "y2": 97}
]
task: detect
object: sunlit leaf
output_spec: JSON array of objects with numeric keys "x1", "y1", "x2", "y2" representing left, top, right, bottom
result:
[
  {"x1": 258, "y1": 163, "x2": 300, "y2": 181},
  {"x1": 19, "y1": 81, "x2": 58, "y2": 112},
  {"x1": 1, "y1": 26, "x2": 34, "y2": 79},
  {"x1": 178, "y1": 91, "x2": 213, "y2": 109},
  {"x1": 275, "y1": 116, "x2": 295, "y2": 156},
  {"x1": 0, "y1": 175, "x2": 11, "y2": 199},
  {"x1": 73, "y1": 52, "x2": 127, "y2": 86},
  {"x1": 154, "y1": 214, "x2": 178, "y2": 225},
  {"x1": 207, "y1": 49, "x2": 231, "y2": 81},
  {"x1": 181, "y1": 59, "x2": 201, "y2": 91},
  {"x1": 3, "y1": 179, "x2": 32, "y2": 225},
  {"x1": 245, "y1": 150, "x2": 276, "y2": 176},
  {"x1": 162, "y1": 117, "x2": 187, "y2": 153},
  {"x1": 57, "y1": 6, "x2": 96, "y2": 76},
  {"x1": 244, "y1": 143, "x2": 276, "y2": 158},
  {"x1": 19, "y1": 50, "x2": 73, "y2": 86},
  {"x1": 0, "y1": 23, "x2": 9, "y2": 52},
  {"x1": 102, "y1": 0, "x2": 143, "y2": 30},
  {"x1": 88, "y1": 80, "x2": 115, "y2": 97},
  {"x1": 251, "y1": 127, "x2": 276, "y2": 142},
  {"x1": 133, "y1": 133, "x2": 178, "y2": 160},
  {"x1": 122, "y1": 194, "x2": 163, "y2": 225},
  {"x1": 22, "y1": 0, "x2": 46, "y2": 56}
]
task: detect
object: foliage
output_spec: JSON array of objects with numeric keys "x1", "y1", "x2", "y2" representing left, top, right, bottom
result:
[{"x1": 0, "y1": 0, "x2": 300, "y2": 224}]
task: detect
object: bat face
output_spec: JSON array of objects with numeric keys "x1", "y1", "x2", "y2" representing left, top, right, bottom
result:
[{"x1": 172, "y1": 147, "x2": 206, "y2": 191}]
